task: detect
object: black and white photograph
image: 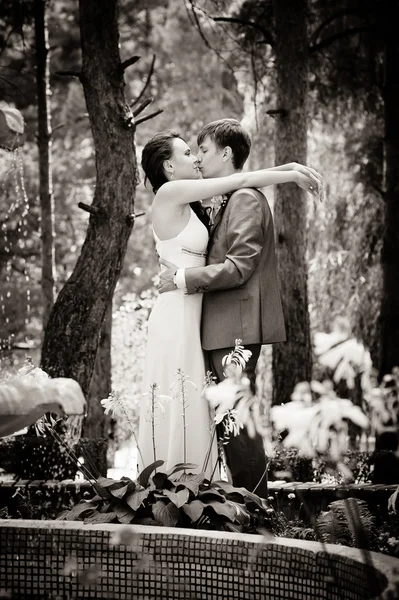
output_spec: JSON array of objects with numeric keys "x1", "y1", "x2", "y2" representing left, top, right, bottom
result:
[{"x1": 0, "y1": 0, "x2": 398, "y2": 598}]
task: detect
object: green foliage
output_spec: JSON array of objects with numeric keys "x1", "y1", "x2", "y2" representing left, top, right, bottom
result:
[
  {"x1": 268, "y1": 446, "x2": 375, "y2": 483},
  {"x1": 111, "y1": 289, "x2": 157, "y2": 441},
  {"x1": 268, "y1": 447, "x2": 314, "y2": 482},
  {"x1": 317, "y1": 498, "x2": 378, "y2": 550},
  {"x1": 59, "y1": 459, "x2": 277, "y2": 534},
  {"x1": 307, "y1": 114, "x2": 383, "y2": 364},
  {"x1": 0, "y1": 484, "x2": 77, "y2": 521}
]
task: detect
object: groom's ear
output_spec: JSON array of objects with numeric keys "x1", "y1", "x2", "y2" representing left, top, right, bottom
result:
[{"x1": 222, "y1": 146, "x2": 233, "y2": 163}]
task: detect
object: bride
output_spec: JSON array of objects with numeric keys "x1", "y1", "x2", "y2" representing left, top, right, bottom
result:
[{"x1": 137, "y1": 129, "x2": 321, "y2": 478}]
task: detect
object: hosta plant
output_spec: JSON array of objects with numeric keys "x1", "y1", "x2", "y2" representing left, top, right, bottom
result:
[{"x1": 58, "y1": 460, "x2": 276, "y2": 534}]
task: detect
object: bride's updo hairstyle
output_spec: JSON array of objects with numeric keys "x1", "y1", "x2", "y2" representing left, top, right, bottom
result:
[
  {"x1": 141, "y1": 130, "x2": 209, "y2": 229},
  {"x1": 141, "y1": 131, "x2": 181, "y2": 194}
]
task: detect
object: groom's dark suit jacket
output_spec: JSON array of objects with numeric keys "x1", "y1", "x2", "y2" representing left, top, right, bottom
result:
[{"x1": 184, "y1": 188, "x2": 286, "y2": 351}]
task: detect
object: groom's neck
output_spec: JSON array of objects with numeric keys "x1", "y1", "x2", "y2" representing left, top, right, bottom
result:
[{"x1": 211, "y1": 164, "x2": 241, "y2": 178}]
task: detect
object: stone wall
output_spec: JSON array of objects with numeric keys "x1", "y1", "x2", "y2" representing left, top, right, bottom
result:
[{"x1": 1, "y1": 520, "x2": 399, "y2": 599}]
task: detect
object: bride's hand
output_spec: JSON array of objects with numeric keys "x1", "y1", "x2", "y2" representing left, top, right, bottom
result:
[
  {"x1": 295, "y1": 170, "x2": 324, "y2": 200},
  {"x1": 290, "y1": 162, "x2": 323, "y2": 184}
]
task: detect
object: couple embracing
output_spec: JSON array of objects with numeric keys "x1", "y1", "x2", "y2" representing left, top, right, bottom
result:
[{"x1": 137, "y1": 118, "x2": 322, "y2": 499}]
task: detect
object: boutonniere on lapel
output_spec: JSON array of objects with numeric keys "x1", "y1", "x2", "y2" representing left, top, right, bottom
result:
[{"x1": 209, "y1": 194, "x2": 229, "y2": 226}]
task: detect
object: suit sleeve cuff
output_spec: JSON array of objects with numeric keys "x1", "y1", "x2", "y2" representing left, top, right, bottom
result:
[{"x1": 174, "y1": 269, "x2": 187, "y2": 292}]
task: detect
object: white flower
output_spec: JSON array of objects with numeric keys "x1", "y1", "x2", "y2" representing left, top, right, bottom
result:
[
  {"x1": 271, "y1": 394, "x2": 369, "y2": 459},
  {"x1": 100, "y1": 393, "x2": 125, "y2": 418},
  {"x1": 210, "y1": 194, "x2": 228, "y2": 213},
  {"x1": 214, "y1": 409, "x2": 243, "y2": 440},
  {"x1": 205, "y1": 378, "x2": 240, "y2": 413},
  {"x1": 222, "y1": 339, "x2": 252, "y2": 375},
  {"x1": 170, "y1": 372, "x2": 197, "y2": 393},
  {"x1": 142, "y1": 384, "x2": 172, "y2": 422}
]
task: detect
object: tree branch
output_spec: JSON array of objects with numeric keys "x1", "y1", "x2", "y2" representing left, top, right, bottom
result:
[
  {"x1": 212, "y1": 16, "x2": 274, "y2": 46},
  {"x1": 0, "y1": 247, "x2": 40, "y2": 261},
  {"x1": 132, "y1": 97, "x2": 153, "y2": 118},
  {"x1": 126, "y1": 211, "x2": 145, "y2": 225},
  {"x1": 266, "y1": 108, "x2": 288, "y2": 118},
  {"x1": 78, "y1": 202, "x2": 106, "y2": 217},
  {"x1": 130, "y1": 54, "x2": 156, "y2": 108},
  {"x1": 184, "y1": 1, "x2": 237, "y2": 77},
  {"x1": 310, "y1": 26, "x2": 375, "y2": 54},
  {"x1": 135, "y1": 109, "x2": 164, "y2": 126},
  {"x1": 55, "y1": 70, "x2": 82, "y2": 79},
  {"x1": 310, "y1": 9, "x2": 366, "y2": 44},
  {"x1": 120, "y1": 55, "x2": 140, "y2": 72},
  {"x1": 51, "y1": 114, "x2": 89, "y2": 136}
]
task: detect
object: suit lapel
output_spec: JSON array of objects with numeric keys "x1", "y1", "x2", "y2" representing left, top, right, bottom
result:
[
  {"x1": 209, "y1": 207, "x2": 224, "y2": 236},
  {"x1": 209, "y1": 192, "x2": 232, "y2": 237}
]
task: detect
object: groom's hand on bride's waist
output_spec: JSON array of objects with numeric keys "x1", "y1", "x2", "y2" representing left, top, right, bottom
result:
[{"x1": 159, "y1": 259, "x2": 179, "y2": 294}]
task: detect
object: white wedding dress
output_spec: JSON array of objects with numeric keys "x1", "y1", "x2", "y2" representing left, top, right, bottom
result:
[{"x1": 137, "y1": 208, "x2": 219, "y2": 478}]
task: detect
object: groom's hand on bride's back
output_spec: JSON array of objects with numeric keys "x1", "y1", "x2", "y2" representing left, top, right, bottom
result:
[{"x1": 158, "y1": 259, "x2": 178, "y2": 294}]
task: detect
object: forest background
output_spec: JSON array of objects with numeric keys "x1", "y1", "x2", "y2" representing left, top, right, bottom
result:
[{"x1": 0, "y1": 0, "x2": 396, "y2": 454}]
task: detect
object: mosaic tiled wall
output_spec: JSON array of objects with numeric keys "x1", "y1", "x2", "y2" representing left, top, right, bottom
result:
[{"x1": 0, "y1": 522, "x2": 391, "y2": 599}]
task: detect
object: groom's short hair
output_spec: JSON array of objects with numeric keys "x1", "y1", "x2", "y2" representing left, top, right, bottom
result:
[{"x1": 197, "y1": 118, "x2": 251, "y2": 170}]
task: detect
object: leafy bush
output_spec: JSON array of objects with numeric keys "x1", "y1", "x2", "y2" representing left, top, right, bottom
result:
[
  {"x1": 0, "y1": 484, "x2": 77, "y2": 521},
  {"x1": 268, "y1": 447, "x2": 313, "y2": 482},
  {"x1": 59, "y1": 460, "x2": 276, "y2": 534},
  {"x1": 268, "y1": 446, "x2": 375, "y2": 483}
]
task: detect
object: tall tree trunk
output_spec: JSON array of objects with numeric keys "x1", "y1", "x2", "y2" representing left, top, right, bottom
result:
[
  {"x1": 379, "y1": 7, "x2": 399, "y2": 379},
  {"x1": 34, "y1": 0, "x2": 56, "y2": 329},
  {"x1": 40, "y1": 0, "x2": 137, "y2": 397},
  {"x1": 272, "y1": 0, "x2": 312, "y2": 404},
  {"x1": 82, "y1": 302, "x2": 113, "y2": 476}
]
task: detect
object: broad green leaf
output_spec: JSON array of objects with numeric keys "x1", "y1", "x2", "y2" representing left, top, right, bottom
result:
[
  {"x1": 138, "y1": 460, "x2": 165, "y2": 487},
  {"x1": 56, "y1": 509, "x2": 70, "y2": 520},
  {"x1": 120, "y1": 476, "x2": 134, "y2": 483},
  {"x1": 114, "y1": 502, "x2": 135, "y2": 524},
  {"x1": 228, "y1": 501, "x2": 250, "y2": 526},
  {"x1": 84, "y1": 511, "x2": 117, "y2": 524},
  {"x1": 221, "y1": 484, "x2": 265, "y2": 510},
  {"x1": 125, "y1": 488, "x2": 150, "y2": 511},
  {"x1": 152, "y1": 472, "x2": 169, "y2": 489},
  {"x1": 62, "y1": 502, "x2": 98, "y2": 521},
  {"x1": 167, "y1": 463, "x2": 198, "y2": 477},
  {"x1": 211, "y1": 481, "x2": 246, "y2": 503},
  {"x1": 97, "y1": 477, "x2": 121, "y2": 489},
  {"x1": 223, "y1": 521, "x2": 242, "y2": 533},
  {"x1": 152, "y1": 501, "x2": 180, "y2": 527},
  {"x1": 182, "y1": 500, "x2": 204, "y2": 523},
  {"x1": 198, "y1": 489, "x2": 226, "y2": 503},
  {"x1": 175, "y1": 472, "x2": 205, "y2": 495},
  {"x1": 109, "y1": 484, "x2": 130, "y2": 499},
  {"x1": 163, "y1": 488, "x2": 190, "y2": 508},
  {"x1": 89, "y1": 495, "x2": 105, "y2": 503},
  {"x1": 205, "y1": 500, "x2": 236, "y2": 521}
]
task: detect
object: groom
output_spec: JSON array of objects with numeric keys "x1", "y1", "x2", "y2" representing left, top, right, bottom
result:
[{"x1": 159, "y1": 118, "x2": 286, "y2": 498}]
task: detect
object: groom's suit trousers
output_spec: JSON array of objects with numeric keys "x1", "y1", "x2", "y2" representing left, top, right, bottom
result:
[{"x1": 207, "y1": 344, "x2": 268, "y2": 499}]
